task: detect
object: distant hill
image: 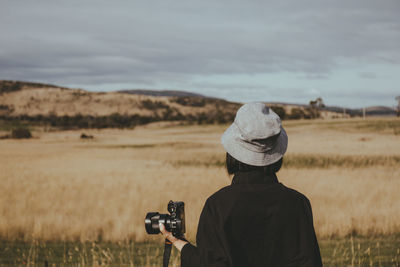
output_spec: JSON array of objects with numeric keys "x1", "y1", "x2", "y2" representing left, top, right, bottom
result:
[
  {"x1": 0, "y1": 80, "x2": 69, "y2": 94},
  {"x1": 0, "y1": 80, "x2": 396, "y2": 129},
  {"x1": 324, "y1": 106, "x2": 397, "y2": 116},
  {"x1": 365, "y1": 106, "x2": 397, "y2": 116},
  {"x1": 266, "y1": 101, "x2": 397, "y2": 117},
  {"x1": 0, "y1": 80, "x2": 241, "y2": 128},
  {"x1": 0, "y1": 79, "x2": 238, "y2": 116}
]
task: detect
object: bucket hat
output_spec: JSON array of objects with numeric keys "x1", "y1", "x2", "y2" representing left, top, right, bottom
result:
[{"x1": 221, "y1": 102, "x2": 288, "y2": 166}]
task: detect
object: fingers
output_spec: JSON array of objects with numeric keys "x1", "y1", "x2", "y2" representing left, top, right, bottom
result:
[
  {"x1": 159, "y1": 223, "x2": 177, "y2": 243},
  {"x1": 158, "y1": 223, "x2": 188, "y2": 252},
  {"x1": 159, "y1": 223, "x2": 167, "y2": 234}
]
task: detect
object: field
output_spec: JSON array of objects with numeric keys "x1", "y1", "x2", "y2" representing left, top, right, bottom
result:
[{"x1": 1, "y1": 118, "x2": 400, "y2": 266}]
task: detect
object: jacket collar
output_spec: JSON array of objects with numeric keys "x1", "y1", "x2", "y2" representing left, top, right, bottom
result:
[{"x1": 231, "y1": 170, "x2": 279, "y2": 185}]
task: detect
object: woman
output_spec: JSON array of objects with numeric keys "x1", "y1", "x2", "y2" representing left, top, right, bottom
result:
[{"x1": 160, "y1": 102, "x2": 322, "y2": 267}]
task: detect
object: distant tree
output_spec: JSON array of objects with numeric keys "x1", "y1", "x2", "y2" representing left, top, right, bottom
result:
[
  {"x1": 396, "y1": 96, "x2": 400, "y2": 117},
  {"x1": 309, "y1": 97, "x2": 325, "y2": 118},
  {"x1": 288, "y1": 108, "x2": 306, "y2": 120}
]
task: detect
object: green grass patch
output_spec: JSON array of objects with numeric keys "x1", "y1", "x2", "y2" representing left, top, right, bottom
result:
[
  {"x1": 351, "y1": 120, "x2": 400, "y2": 135},
  {"x1": 283, "y1": 154, "x2": 400, "y2": 169},
  {"x1": 97, "y1": 142, "x2": 207, "y2": 150},
  {"x1": 0, "y1": 236, "x2": 399, "y2": 266},
  {"x1": 173, "y1": 158, "x2": 225, "y2": 168},
  {"x1": 171, "y1": 154, "x2": 400, "y2": 169},
  {"x1": 109, "y1": 144, "x2": 158, "y2": 149},
  {"x1": 0, "y1": 120, "x2": 31, "y2": 132},
  {"x1": 0, "y1": 240, "x2": 180, "y2": 267},
  {"x1": 319, "y1": 235, "x2": 400, "y2": 266},
  {"x1": 284, "y1": 118, "x2": 400, "y2": 135}
]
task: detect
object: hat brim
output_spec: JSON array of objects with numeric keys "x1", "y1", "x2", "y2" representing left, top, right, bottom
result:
[{"x1": 221, "y1": 123, "x2": 288, "y2": 166}]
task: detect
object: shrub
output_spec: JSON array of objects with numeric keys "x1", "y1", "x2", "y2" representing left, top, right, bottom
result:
[
  {"x1": 0, "y1": 105, "x2": 10, "y2": 111},
  {"x1": 0, "y1": 134, "x2": 10, "y2": 139},
  {"x1": 270, "y1": 106, "x2": 286, "y2": 120},
  {"x1": 172, "y1": 97, "x2": 206, "y2": 107},
  {"x1": 288, "y1": 108, "x2": 305, "y2": 119},
  {"x1": 141, "y1": 100, "x2": 169, "y2": 110},
  {"x1": 0, "y1": 81, "x2": 23, "y2": 94},
  {"x1": 80, "y1": 133, "x2": 94, "y2": 139},
  {"x1": 303, "y1": 107, "x2": 316, "y2": 119},
  {"x1": 11, "y1": 128, "x2": 32, "y2": 139}
]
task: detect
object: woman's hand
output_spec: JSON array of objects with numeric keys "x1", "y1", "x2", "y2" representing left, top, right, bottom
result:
[{"x1": 159, "y1": 223, "x2": 188, "y2": 252}]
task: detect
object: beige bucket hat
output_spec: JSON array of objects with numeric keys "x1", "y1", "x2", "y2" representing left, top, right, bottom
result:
[{"x1": 221, "y1": 102, "x2": 288, "y2": 166}]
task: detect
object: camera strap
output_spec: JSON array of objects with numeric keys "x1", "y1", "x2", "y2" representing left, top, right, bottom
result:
[
  {"x1": 163, "y1": 236, "x2": 188, "y2": 267},
  {"x1": 163, "y1": 238, "x2": 173, "y2": 267}
]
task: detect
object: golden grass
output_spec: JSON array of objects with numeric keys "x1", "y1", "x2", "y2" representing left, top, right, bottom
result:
[
  {"x1": 280, "y1": 167, "x2": 400, "y2": 237},
  {"x1": 0, "y1": 118, "x2": 399, "y2": 242}
]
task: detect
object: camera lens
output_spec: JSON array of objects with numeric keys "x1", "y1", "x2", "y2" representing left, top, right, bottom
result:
[
  {"x1": 145, "y1": 213, "x2": 171, "y2": 234},
  {"x1": 144, "y1": 201, "x2": 185, "y2": 237},
  {"x1": 145, "y1": 212, "x2": 161, "y2": 234}
]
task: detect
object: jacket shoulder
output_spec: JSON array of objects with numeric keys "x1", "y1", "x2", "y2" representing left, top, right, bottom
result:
[
  {"x1": 281, "y1": 184, "x2": 310, "y2": 201},
  {"x1": 206, "y1": 183, "x2": 310, "y2": 202},
  {"x1": 279, "y1": 184, "x2": 313, "y2": 213},
  {"x1": 206, "y1": 185, "x2": 233, "y2": 203}
]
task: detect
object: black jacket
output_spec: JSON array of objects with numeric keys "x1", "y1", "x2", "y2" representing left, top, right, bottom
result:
[{"x1": 181, "y1": 170, "x2": 322, "y2": 267}]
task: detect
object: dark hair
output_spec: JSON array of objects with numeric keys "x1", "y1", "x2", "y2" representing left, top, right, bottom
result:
[{"x1": 226, "y1": 153, "x2": 283, "y2": 175}]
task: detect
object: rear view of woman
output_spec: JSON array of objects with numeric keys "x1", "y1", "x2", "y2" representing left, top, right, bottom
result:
[{"x1": 160, "y1": 102, "x2": 322, "y2": 267}]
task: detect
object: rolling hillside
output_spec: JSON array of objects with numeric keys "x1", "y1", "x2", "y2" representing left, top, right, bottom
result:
[
  {"x1": 0, "y1": 80, "x2": 240, "y2": 128},
  {"x1": 0, "y1": 80, "x2": 237, "y2": 117},
  {"x1": 1, "y1": 80, "x2": 393, "y2": 129}
]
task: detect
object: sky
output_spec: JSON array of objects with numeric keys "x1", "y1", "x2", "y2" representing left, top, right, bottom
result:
[{"x1": 1, "y1": 0, "x2": 399, "y2": 108}]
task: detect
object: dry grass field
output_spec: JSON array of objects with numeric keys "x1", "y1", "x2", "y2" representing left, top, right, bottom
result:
[{"x1": 1, "y1": 118, "x2": 400, "y2": 265}]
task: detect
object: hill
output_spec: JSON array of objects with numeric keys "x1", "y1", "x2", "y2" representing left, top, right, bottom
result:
[
  {"x1": 0, "y1": 80, "x2": 69, "y2": 94},
  {"x1": 1, "y1": 80, "x2": 394, "y2": 129},
  {"x1": 323, "y1": 105, "x2": 396, "y2": 117},
  {"x1": 0, "y1": 80, "x2": 241, "y2": 128}
]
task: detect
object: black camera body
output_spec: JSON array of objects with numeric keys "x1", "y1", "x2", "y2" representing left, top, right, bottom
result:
[{"x1": 145, "y1": 200, "x2": 186, "y2": 238}]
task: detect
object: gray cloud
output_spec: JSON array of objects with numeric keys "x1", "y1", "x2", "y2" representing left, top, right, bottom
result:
[
  {"x1": 359, "y1": 72, "x2": 378, "y2": 79},
  {"x1": 0, "y1": 0, "x2": 399, "y2": 106}
]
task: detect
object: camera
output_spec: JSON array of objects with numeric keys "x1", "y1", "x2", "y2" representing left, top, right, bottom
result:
[{"x1": 145, "y1": 200, "x2": 186, "y2": 238}]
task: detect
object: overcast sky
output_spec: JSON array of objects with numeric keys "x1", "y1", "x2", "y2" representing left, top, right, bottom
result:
[{"x1": 1, "y1": 0, "x2": 399, "y2": 108}]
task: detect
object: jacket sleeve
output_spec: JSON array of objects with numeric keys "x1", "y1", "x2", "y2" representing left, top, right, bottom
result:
[
  {"x1": 299, "y1": 197, "x2": 323, "y2": 267},
  {"x1": 181, "y1": 199, "x2": 230, "y2": 267}
]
